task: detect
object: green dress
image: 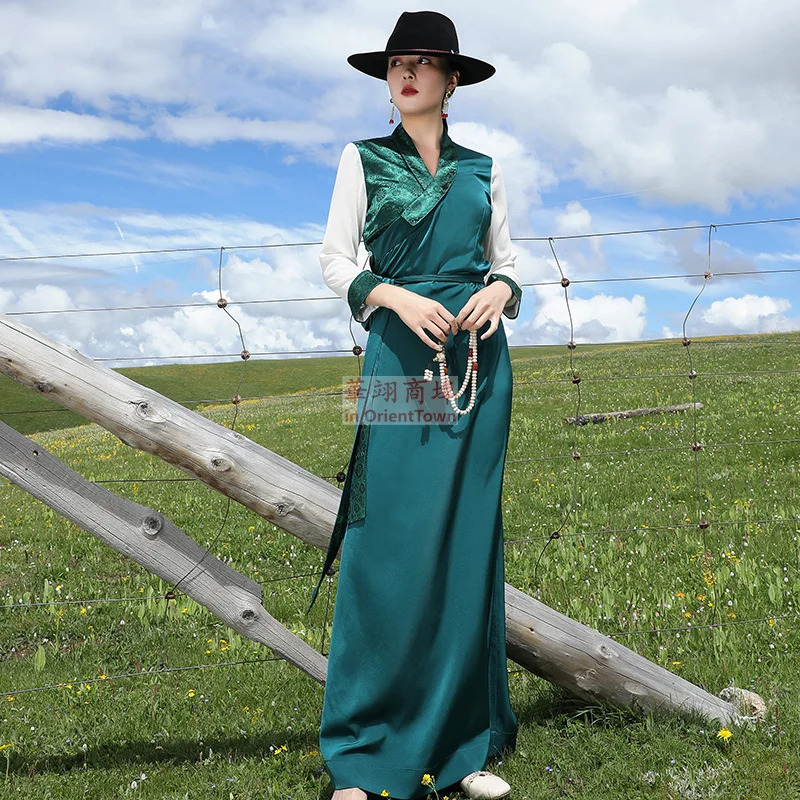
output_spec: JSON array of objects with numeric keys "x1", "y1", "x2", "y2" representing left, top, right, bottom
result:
[{"x1": 308, "y1": 120, "x2": 522, "y2": 799}]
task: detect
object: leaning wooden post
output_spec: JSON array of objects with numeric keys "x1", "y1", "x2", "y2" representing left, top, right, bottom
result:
[
  {"x1": 504, "y1": 586, "x2": 741, "y2": 722},
  {"x1": 0, "y1": 419, "x2": 327, "y2": 684},
  {"x1": 0, "y1": 314, "x2": 750, "y2": 725}
]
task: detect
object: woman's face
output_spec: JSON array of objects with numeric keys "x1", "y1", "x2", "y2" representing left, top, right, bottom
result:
[{"x1": 386, "y1": 54, "x2": 458, "y2": 120}]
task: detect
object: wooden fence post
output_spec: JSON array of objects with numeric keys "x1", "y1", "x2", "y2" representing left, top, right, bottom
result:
[{"x1": 0, "y1": 419, "x2": 328, "y2": 684}]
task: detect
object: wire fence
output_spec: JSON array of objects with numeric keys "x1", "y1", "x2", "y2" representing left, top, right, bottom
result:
[{"x1": 1, "y1": 214, "x2": 799, "y2": 698}]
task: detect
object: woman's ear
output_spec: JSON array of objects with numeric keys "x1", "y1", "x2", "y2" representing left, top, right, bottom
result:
[{"x1": 448, "y1": 70, "x2": 460, "y2": 94}]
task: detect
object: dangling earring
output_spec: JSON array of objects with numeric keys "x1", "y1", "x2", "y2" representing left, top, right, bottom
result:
[
  {"x1": 441, "y1": 90, "x2": 452, "y2": 120},
  {"x1": 389, "y1": 97, "x2": 396, "y2": 126}
]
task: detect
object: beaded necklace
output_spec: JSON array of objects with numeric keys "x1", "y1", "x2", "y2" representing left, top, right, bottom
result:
[{"x1": 423, "y1": 329, "x2": 478, "y2": 416}]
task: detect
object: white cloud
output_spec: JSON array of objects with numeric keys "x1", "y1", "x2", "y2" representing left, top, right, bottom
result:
[
  {"x1": 0, "y1": 0, "x2": 223, "y2": 107},
  {"x1": 0, "y1": 203, "x2": 364, "y2": 365},
  {"x1": 2, "y1": 0, "x2": 800, "y2": 210},
  {"x1": 703, "y1": 293, "x2": 796, "y2": 332},
  {"x1": 0, "y1": 105, "x2": 143, "y2": 148},
  {"x1": 447, "y1": 122, "x2": 557, "y2": 232},
  {"x1": 152, "y1": 114, "x2": 335, "y2": 147},
  {"x1": 515, "y1": 284, "x2": 648, "y2": 344},
  {"x1": 15, "y1": 285, "x2": 75, "y2": 314},
  {"x1": 661, "y1": 293, "x2": 800, "y2": 338}
]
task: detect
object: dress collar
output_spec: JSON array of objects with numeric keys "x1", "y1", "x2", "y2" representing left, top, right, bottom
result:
[
  {"x1": 391, "y1": 118, "x2": 456, "y2": 186},
  {"x1": 390, "y1": 118, "x2": 459, "y2": 228}
]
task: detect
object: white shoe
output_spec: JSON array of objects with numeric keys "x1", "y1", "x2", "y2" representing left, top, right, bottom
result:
[{"x1": 459, "y1": 770, "x2": 511, "y2": 799}]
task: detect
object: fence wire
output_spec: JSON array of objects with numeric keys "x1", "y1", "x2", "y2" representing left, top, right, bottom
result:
[{"x1": 1, "y1": 216, "x2": 799, "y2": 697}]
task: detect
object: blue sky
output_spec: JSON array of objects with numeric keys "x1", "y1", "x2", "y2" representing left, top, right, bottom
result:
[{"x1": 1, "y1": 0, "x2": 799, "y2": 365}]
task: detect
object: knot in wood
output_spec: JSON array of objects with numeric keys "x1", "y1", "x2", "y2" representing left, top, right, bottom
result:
[
  {"x1": 575, "y1": 668, "x2": 598, "y2": 689},
  {"x1": 240, "y1": 608, "x2": 256, "y2": 622},
  {"x1": 141, "y1": 514, "x2": 163, "y2": 537},
  {"x1": 133, "y1": 400, "x2": 166, "y2": 422},
  {"x1": 33, "y1": 379, "x2": 54, "y2": 394},
  {"x1": 275, "y1": 502, "x2": 288, "y2": 516},
  {"x1": 597, "y1": 643, "x2": 614, "y2": 660},
  {"x1": 209, "y1": 455, "x2": 232, "y2": 472}
]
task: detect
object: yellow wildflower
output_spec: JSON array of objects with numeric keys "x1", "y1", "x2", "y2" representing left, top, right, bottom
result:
[
  {"x1": 187, "y1": 690, "x2": 196, "y2": 698},
  {"x1": 675, "y1": 591, "x2": 685, "y2": 598},
  {"x1": 768, "y1": 618, "x2": 775, "y2": 627},
  {"x1": 717, "y1": 728, "x2": 732, "y2": 740},
  {"x1": 421, "y1": 773, "x2": 434, "y2": 787},
  {"x1": 0, "y1": 744, "x2": 13, "y2": 752},
  {"x1": 381, "y1": 792, "x2": 390, "y2": 797}
]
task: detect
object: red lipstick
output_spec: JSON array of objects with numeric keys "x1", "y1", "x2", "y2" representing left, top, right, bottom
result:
[{"x1": 401, "y1": 85, "x2": 418, "y2": 95}]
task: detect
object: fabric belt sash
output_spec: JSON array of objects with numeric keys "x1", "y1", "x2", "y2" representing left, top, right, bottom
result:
[{"x1": 383, "y1": 273, "x2": 484, "y2": 285}]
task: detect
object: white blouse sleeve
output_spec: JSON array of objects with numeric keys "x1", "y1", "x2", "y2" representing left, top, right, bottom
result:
[
  {"x1": 319, "y1": 142, "x2": 381, "y2": 324},
  {"x1": 483, "y1": 158, "x2": 522, "y2": 319}
]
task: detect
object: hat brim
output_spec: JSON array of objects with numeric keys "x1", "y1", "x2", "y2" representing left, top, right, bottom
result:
[{"x1": 347, "y1": 49, "x2": 495, "y2": 86}]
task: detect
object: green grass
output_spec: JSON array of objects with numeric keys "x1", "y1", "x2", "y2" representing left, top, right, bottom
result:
[
  {"x1": 0, "y1": 355, "x2": 354, "y2": 436},
  {"x1": 1, "y1": 333, "x2": 799, "y2": 798}
]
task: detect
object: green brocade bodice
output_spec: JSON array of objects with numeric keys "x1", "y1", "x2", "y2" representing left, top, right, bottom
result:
[{"x1": 345, "y1": 119, "x2": 520, "y2": 330}]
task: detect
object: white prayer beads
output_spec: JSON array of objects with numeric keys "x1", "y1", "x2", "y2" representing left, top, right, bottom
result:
[{"x1": 423, "y1": 329, "x2": 478, "y2": 416}]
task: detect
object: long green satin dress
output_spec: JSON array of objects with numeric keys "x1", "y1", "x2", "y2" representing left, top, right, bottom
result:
[{"x1": 307, "y1": 120, "x2": 521, "y2": 799}]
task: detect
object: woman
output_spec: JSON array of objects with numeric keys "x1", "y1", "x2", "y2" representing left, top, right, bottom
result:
[{"x1": 308, "y1": 11, "x2": 522, "y2": 800}]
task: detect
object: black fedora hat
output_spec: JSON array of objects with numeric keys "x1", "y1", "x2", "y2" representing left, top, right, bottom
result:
[{"x1": 347, "y1": 10, "x2": 495, "y2": 86}]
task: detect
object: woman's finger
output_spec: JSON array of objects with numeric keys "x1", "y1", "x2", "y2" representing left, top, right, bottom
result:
[
  {"x1": 480, "y1": 313, "x2": 500, "y2": 340},
  {"x1": 454, "y1": 296, "x2": 477, "y2": 328},
  {"x1": 417, "y1": 325, "x2": 445, "y2": 350}
]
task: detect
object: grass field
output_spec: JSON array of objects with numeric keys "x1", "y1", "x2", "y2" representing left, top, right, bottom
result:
[{"x1": 0, "y1": 333, "x2": 799, "y2": 798}]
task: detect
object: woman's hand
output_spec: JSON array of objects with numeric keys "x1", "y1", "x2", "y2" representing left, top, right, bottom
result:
[
  {"x1": 384, "y1": 287, "x2": 459, "y2": 351},
  {"x1": 454, "y1": 281, "x2": 513, "y2": 340}
]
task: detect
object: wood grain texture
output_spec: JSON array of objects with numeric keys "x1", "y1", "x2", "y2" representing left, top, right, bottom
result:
[{"x1": 0, "y1": 419, "x2": 327, "y2": 684}]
